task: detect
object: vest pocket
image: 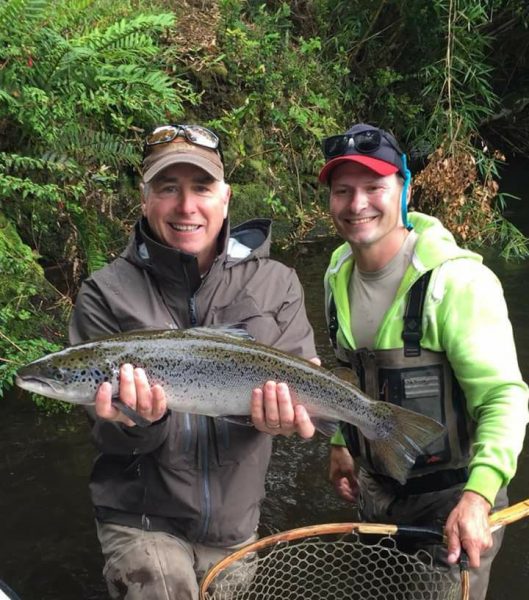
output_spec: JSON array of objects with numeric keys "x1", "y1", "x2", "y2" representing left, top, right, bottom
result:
[{"x1": 379, "y1": 366, "x2": 451, "y2": 469}]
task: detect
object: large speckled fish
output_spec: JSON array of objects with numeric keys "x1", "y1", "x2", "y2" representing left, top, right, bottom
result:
[{"x1": 16, "y1": 326, "x2": 444, "y2": 483}]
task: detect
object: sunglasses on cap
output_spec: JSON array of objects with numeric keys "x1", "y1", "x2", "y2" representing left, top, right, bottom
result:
[
  {"x1": 322, "y1": 129, "x2": 403, "y2": 160},
  {"x1": 143, "y1": 124, "x2": 223, "y2": 159}
]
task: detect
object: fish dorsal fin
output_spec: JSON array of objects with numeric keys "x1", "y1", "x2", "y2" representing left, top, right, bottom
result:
[
  {"x1": 192, "y1": 324, "x2": 255, "y2": 341},
  {"x1": 331, "y1": 366, "x2": 360, "y2": 386}
]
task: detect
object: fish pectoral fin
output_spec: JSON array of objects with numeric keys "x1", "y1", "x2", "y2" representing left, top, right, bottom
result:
[
  {"x1": 312, "y1": 418, "x2": 340, "y2": 437},
  {"x1": 111, "y1": 399, "x2": 152, "y2": 428},
  {"x1": 218, "y1": 415, "x2": 254, "y2": 427}
]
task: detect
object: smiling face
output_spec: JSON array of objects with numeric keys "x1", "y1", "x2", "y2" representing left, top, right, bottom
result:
[
  {"x1": 329, "y1": 161, "x2": 408, "y2": 270},
  {"x1": 142, "y1": 163, "x2": 231, "y2": 273}
]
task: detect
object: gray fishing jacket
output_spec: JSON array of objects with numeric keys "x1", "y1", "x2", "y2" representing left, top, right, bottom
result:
[{"x1": 69, "y1": 217, "x2": 316, "y2": 546}]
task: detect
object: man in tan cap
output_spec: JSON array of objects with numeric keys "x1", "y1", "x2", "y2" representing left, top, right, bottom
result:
[{"x1": 69, "y1": 124, "x2": 319, "y2": 599}]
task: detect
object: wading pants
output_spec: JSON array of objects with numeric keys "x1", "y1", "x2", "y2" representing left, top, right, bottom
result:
[
  {"x1": 96, "y1": 521, "x2": 256, "y2": 600},
  {"x1": 357, "y1": 471, "x2": 508, "y2": 600}
]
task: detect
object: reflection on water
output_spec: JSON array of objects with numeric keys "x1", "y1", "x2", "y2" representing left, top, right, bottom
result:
[
  {"x1": 1, "y1": 165, "x2": 529, "y2": 599},
  {"x1": 0, "y1": 396, "x2": 104, "y2": 599}
]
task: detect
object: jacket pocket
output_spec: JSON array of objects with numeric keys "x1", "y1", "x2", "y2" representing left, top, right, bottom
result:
[
  {"x1": 213, "y1": 419, "x2": 271, "y2": 466},
  {"x1": 154, "y1": 412, "x2": 198, "y2": 471}
]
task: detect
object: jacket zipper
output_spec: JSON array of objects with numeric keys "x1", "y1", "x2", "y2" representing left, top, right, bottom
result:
[
  {"x1": 183, "y1": 413, "x2": 192, "y2": 453},
  {"x1": 197, "y1": 415, "x2": 211, "y2": 541},
  {"x1": 189, "y1": 295, "x2": 212, "y2": 542}
]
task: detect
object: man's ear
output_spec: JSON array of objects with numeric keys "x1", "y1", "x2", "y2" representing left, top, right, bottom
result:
[
  {"x1": 223, "y1": 183, "x2": 231, "y2": 219},
  {"x1": 406, "y1": 183, "x2": 412, "y2": 206}
]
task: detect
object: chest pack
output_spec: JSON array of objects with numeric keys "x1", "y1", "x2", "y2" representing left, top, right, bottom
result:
[{"x1": 329, "y1": 271, "x2": 473, "y2": 482}]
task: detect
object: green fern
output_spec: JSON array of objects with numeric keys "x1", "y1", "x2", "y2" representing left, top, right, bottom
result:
[
  {"x1": 77, "y1": 14, "x2": 175, "y2": 54},
  {"x1": 0, "y1": 173, "x2": 63, "y2": 202},
  {"x1": 0, "y1": 0, "x2": 49, "y2": 39},
  {"x1": 0, "y1": 151, "x2": 81, "y2": 177}
]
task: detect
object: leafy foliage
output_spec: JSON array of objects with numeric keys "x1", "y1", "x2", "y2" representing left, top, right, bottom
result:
[
  {"x1": 201, "y1": 1, "x2": 350, "y2": 223},
  {"x1": 0, "y1": 211, "x2": 64, "y2": 397},
  {"x1": 407, "y1": 0, "x2": 528, "y2": 257}
]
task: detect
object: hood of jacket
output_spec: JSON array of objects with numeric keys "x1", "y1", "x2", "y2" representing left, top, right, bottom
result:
[
  {"x1": 327, "y1": 212, "x2": 481, "y2": 279},
  {"x1": 325, "y1": 211, "x2": 485, "y2": 353},
  {"x1": 121, "y1": 217, "x2": 273, "y2": 294},
  {"x1": 408, "y1": 212, "x2": 481, "y2": 271}
]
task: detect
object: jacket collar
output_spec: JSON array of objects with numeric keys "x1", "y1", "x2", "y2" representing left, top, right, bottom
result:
[{"x1": 121, "y1": 217, "x2": 272, "y2": 294}]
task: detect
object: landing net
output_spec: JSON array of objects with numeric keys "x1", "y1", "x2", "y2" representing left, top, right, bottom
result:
[{"x1": 200, "y1": 523, "x2": 463, "y2": 600}]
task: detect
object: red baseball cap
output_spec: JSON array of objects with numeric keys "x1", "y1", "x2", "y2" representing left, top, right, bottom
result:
[{"x1": 319, "y1": 124, "x2": 404, "y2": 183}]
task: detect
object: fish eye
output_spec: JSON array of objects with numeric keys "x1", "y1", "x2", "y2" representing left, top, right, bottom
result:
[{"x1": 54, "y1": 369, "x2": 65, "y2": 381}]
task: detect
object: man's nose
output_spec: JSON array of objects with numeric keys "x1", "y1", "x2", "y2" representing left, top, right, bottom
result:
[
  {"x1": 176, "y1": 188, "x2": 196, "y2": 212},
  {"x1": 348, "y1": 189, "x2": 369, "y2": 211}
]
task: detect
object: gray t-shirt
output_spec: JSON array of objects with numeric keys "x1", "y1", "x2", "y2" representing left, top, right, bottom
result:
[{"x1": 349, "y1": 231, "x2": 418, "y2": 348}]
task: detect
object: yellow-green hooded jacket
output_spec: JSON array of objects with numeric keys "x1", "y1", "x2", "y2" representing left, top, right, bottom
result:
[{"x1": 325, "y1": 212, "x2": 528, "y2": 505}]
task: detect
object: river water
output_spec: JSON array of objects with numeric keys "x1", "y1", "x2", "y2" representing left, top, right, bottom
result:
[{"x1": 1, "y1": 159, "x2": 528, "y2": 599}]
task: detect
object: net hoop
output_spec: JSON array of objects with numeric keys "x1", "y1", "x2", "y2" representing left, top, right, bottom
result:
[
  {"x1": 200, "y1": 522, "x2": 461, "y2": 600},
  {"x1": 201, "y1": 523, "x2": 393, "y2": 593}
]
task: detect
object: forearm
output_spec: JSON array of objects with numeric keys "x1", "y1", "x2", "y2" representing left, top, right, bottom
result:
[
  {"x1": 465, "y1": 382, "x2": 528, "y2": 504},
  {"x1": 443, "y1": 267, "x2": 529, "y2": 503}
]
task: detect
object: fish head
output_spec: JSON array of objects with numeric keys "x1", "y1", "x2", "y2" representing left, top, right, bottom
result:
[{"x1": 15, "y1": 343, "x2": 117, "y2": 404}]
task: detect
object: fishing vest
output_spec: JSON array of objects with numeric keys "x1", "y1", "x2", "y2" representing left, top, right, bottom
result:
[{"x1": 329, "y1": 271, "x2": 473, "y2": 482}]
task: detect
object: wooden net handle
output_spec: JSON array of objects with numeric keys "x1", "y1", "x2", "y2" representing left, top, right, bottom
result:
[{"x1": 489, "y1": 498, "x2": 529, "y2": 532}]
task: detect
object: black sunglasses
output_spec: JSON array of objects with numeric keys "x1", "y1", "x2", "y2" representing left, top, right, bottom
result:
[
  {"x1": 322, "y1": 129, "x2": 403, "y2": 160},
  {"x1": 143, "y1": 124, "x2": 223, "y2": 160}
]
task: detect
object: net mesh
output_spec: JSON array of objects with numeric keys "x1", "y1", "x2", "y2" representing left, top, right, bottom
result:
[{"x1": 201, "y1": 529, "x2": 462, "y2": 600}]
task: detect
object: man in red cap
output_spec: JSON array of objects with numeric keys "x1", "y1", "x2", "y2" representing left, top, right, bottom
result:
[
  {"x1": 322, "y1": 123, "x2": 527, "y2": 599},
  {"x1": 69, "y1": 124, "x2": 319, "y2": 599}
]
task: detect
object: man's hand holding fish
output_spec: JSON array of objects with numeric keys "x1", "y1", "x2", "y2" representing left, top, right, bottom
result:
[
  {"x1": 95, "y1": 364, "x2": 167, "y2": 427},
  {"x1": 251, "y1": 375, "x2": 318, "y2": 439},
  {"x1": 94, "y1": 362, "x2": 318, "y2": 439}
]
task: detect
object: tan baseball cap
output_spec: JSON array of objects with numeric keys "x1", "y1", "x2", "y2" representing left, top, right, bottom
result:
[{"x1": 142, "y1": 138, "x2": 224, "y2": 182}]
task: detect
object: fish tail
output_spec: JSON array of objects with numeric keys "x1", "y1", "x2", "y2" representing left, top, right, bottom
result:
[{"x1": 367, "y1": 406, "x2": 445, "y2": 485}]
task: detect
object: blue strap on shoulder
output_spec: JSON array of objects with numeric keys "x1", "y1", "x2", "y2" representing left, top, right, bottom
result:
[{"x1": 401, "y1": 153, "x2": 413, "y2": 230}]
